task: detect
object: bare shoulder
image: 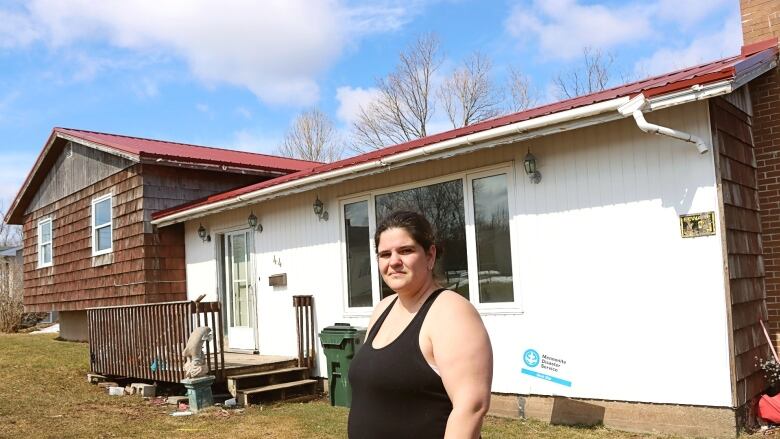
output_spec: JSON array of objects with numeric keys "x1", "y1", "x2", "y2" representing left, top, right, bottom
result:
[
  {"x1": 431, "y1": 290, "x2": 479, "y2": 316},
  {"x1": 367, "y1": 294, "x2": 398, "y2": 333},
  {"x1": 428, "y1": 290, "x2": 483, "y2": 328}
]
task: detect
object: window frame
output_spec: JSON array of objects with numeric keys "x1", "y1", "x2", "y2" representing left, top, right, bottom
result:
[
  {"x1": 37, "y1": 218, "x2": 53, "y2": 268},
  {"x1": 339, "y1": 194, "x2": 380, "y2": 317},
  {"x1": 464, "y1": 166, "x2": 521, "y2": 312},
  {"x1": 338, "y1": 162, "x2": 523, "y2": 315},
  {"x1": 91, "y1": 193, "x2": 113, "y2": 256}
]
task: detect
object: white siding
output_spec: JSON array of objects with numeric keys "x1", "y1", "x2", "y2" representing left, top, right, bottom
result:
[{"x1": 183, "y1": 101, "x2": 732, "y2": 407}]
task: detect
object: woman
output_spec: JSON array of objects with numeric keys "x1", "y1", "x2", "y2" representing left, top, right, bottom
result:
[{"x1": 348, "y1": 210, "x2": 493, "y2": 439}]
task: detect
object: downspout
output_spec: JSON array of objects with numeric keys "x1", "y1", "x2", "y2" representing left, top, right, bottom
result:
[{"x1": 618, "y1": 94, "x2": 709, "y2": 154}]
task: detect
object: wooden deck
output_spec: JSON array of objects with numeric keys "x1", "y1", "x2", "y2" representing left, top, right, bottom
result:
[{"x1": 216, "y1": 353, "x2": 298, "y2": 381}]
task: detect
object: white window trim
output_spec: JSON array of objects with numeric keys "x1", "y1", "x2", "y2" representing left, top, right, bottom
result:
[
  {"x1": 340, "y1": 195, "x2": 378, "y2": 317},
  {"x1": 37, "y1": 218, "x2": 53, "y2": 268},
  {"x1": 91, "y1": 193, "x2": 113, "y2": 256},
  {"x1": 338, "y1": 162, "x2": 524, "y2": 315},
  {"x1": 464, "y1": 166, "x2": 522, "y2": 313}
]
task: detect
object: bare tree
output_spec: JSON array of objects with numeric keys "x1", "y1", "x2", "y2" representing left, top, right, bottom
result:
[
  {"x1": 506, "y1": 66, "x2": 537, "y2": 112},
  {"x1": 553, "y1": 46, "x2": 615, "y2": 99},
  {"x1": 0, "y1": 203, "x2": 22, "y2": 247},
  {"x1": 277, "y1": 108, "x2": 344, "y2": 163},
  {"x1": 0, "y1": 202, "x2": 23, "y2": 333},
  {"x1": 438, "y1": 52, "x2": 502, "y2": 129},
  {"x1": 351, "y1": 34, "x2": 443, "y2": 152}
]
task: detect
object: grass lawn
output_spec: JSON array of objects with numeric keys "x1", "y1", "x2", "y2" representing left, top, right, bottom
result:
[{"x1": 0, "y1": 333, "x2": 694, "y2": 438}]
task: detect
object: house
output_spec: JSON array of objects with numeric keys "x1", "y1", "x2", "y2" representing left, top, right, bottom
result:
[
  {"x1": 4, "y1": 128, "x2": 318, "y2": 341},
  {"x1": 145, "y1": 5, "x2": 780, "y2": 437}
]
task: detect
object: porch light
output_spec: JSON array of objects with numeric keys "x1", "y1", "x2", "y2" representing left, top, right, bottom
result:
[
  {"x1": 523, "y1": 150, "x2": 542, "y2": 184},
  {"x1": 313, "y1": 196, "x2": 329, "y2": 221},
  {"x1": 247, "y1": 211, "x2": 263, "y2": 233},
  {"x1": 197, "y1": 224, "x2": 211, "y2": 243}
]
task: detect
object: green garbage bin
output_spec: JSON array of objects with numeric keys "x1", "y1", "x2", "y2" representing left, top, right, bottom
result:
[{"x1": 319, "y1": 323, "x2": 366, "y2": 408}]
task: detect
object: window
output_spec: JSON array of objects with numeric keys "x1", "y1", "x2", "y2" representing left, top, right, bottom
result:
[
  {"x1": 375, "y1": 179, "x2": 469, "y2": 299},
  {"x1": 91, "y1": 194, "x2": 113, "y2": 255},
  {"x1": 340, "y1": 165, "x2": 519, "y2": 313},
  {"x1": 344, "y1": 200, "x2": 373, "y2": 308},
  {"x1": 37, "y1": 218, "x2": 52, "y2": 267},
  {"x1": 470, "y1": 173, "x2": 514, "y2": 303}
]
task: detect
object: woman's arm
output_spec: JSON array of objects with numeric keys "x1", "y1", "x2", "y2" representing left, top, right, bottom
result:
[{"x1": 428, "y1": 292, "x2": 493, "y2": 439}]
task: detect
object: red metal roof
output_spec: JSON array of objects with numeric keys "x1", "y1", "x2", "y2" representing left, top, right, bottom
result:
[
  {"x1": 152, "y1": 38, "x2": 779, "y2": 223},
  {"x1": 6, "y1": 128, "x2": 320, "y2": 224},
  {"x1": 54, "y1": 127, "x2": 320, "y2": 173}
]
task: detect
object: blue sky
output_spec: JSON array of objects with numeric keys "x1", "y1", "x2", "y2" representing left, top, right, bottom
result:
[{"x1": 0, "y1": 0, "x2": 742, "y2": 211}]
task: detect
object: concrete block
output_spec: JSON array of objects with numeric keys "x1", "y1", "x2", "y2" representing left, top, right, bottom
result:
[
  {"x1": 167, "y1": 396, "x2": 189, "y2": 405},
  {"x1": 87, "y1": 373, "x2": 106, "y2": 384},
  {"x1": 97, "y1": 382, "x2": 118, "y2": 389},
  {"x1": 130, "y1": 383, "x2": 156, "y2": 398}
]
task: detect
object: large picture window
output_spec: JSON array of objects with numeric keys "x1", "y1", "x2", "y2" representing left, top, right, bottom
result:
[
  {"x1": 37, "y1": 218, "x2": 52, "y2": 268},
  {"x1": 91, "y1": 194, "x2": 113, "y2": 255},
  {"x1": 375, "y1": 179, "x2": 469, "y2": 299},
  {"x1": 340, "y1": 165, "x2": 518, "y2": 313}
]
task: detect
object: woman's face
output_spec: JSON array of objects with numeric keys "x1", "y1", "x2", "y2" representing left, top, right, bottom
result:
[{"x1": 376, "y1": 227, "x2": 435, "y2": 295}]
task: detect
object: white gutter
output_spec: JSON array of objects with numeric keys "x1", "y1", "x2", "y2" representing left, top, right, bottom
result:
[
  {"x1": 618, "y1": 94, "x2": 710, "y2": 154},
  {"x1": 152, "y1": 96, "x2": 631, "y2": 227},
  {"x1": 155, "y1": 77, "x2": 745, "y2": 227}
]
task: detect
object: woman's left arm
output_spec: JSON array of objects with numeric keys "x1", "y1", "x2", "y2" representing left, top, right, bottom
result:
[{"x1": 431, "y1": 293, "x2": 493, "y2": 439}]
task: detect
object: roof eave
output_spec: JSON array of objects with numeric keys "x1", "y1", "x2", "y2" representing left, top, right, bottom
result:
[{"x1": 151, "y1": 96, "x2": 634, "y2": 227}]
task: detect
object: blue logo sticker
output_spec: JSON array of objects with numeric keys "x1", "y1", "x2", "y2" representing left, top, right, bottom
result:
[{"x1": 523, "y1": 349, "x2": 540, "y2": 368}]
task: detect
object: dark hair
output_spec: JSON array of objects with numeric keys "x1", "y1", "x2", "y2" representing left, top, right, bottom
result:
[{"x1": 374, "y1": 210, "x2": 436, "y2": 253}]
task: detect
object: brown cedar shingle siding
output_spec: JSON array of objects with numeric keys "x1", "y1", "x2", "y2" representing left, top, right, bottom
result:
[
  {"x1": 22, "y1": 161, "x2": 260, "y2": 312},
  {"x1": 23, "y1": 166, "x2": 146, "y2": 311},
  {"x1": 711, "y1": 96, "x2": 769, "y2": 407}
]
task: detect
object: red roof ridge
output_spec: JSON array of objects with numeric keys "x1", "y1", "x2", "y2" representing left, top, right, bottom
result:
[{"x1": 53, "y1": 127, "x2": 322, "y2": 165}]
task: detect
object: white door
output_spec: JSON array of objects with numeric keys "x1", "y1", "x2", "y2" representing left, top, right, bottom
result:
[{"x1": 224, "y1": 230, "x2": 257, "y2": 351}]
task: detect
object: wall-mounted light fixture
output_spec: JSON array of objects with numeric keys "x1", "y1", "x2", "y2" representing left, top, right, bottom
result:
[
  {"x1": 523, "y1": 150, "x2": 542, "y2": 184},
  {"x1": 247, "y1": 211, "x2": 263, "y2": 233},
  {"x1": 197, "y1": 224, "x2": 211, "y2": 242},
  {"x1": 313, "y1": 196, "x2": 329, "y2": 221}
]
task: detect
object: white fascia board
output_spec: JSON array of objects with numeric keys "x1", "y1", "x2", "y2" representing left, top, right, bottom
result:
[{"x1": 152, "y1": 96, "x2": 631, "y2": 227}]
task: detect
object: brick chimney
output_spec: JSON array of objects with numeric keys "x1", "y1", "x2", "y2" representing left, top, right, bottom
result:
[{"x1": 740, "y1": 0, "x2": 780, "y2": 349}]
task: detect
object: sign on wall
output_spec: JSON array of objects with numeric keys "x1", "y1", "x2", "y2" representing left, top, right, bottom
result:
[
  {"x1": 521, "y1": 348, "x2": 572, "y2": 387},
  {"x1": 679, "y1": 212, "x2": 715, "y2": 238}
]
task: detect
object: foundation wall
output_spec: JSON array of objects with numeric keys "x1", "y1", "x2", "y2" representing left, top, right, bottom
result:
[{"x1": 489, "y1": 394, "x2": 737, "y2": 439}]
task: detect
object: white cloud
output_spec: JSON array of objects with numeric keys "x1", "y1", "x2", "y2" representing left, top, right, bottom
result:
[
  {"x1": 1, "y1": 0, "x2": 412, "y2": 106},
  {"x1": 634, "y1": 14, "x2": 742, "y2": 76},
  {"x1": 335, "y1": 86, "x2": 380, "y2": 125},
  {"x1": 0, "y1": 8, "x2": 39, "y2": 48},
  {"x1": 195, "y1": 103, "x2": 210, "y2": 113},
  {"x1": 505, "y1": 0, "x2": 653, "y2": 60}
]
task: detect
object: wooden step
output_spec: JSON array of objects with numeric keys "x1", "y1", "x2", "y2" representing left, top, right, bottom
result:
[
  {"x1": 227, "y1": 366, "x2": 309, "y2": 381},
  {"x1": 227, "y1": 367, "x2": 310, "y2": 397},
  {"x1": 237, "y1": 379, "x2": 318, "y2": 406}
]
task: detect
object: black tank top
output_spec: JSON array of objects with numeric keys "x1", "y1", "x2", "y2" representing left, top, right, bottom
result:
[{"x1": 348, "y1": 289, "x2": 452, "y2": 439}]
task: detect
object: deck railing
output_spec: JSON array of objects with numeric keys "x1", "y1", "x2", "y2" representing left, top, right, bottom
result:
[
  {"x1": 293, "y1": 295, "x2": 316, "y2": 369},
  {"x1": 86, "y1": 300, "x2": 225, "y2": 383}
]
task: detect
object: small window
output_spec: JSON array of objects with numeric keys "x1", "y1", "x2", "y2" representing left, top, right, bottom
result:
[
  {"x1": 37, "y1": 218, "x2": 53, "y2": 267},
  {"x1": 92, "y1": 194, "x2": 113, "y2": 255}
]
